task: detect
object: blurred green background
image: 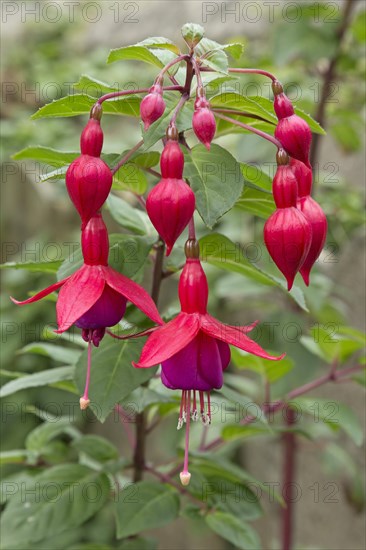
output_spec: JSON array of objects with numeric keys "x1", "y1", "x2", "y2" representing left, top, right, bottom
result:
[{"x1": 1, "y1": 1, "x2": 365, "y2": 549}]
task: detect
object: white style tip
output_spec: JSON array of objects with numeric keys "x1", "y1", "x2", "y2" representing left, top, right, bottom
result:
[
  {"x1": 180, "y1": 471, "x2": 191, "y2": 486},
  {"x1": 79, "y1": 397, "x2": 90, "y2": 410}
]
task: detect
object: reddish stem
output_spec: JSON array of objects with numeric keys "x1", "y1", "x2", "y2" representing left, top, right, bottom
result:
[
  {"x1": 111, "y1": 139, "x2": 144, "y2": 176},
  {"x1": 214, "y1": 112, "x2": 282, "y2": 149},
  {"x1": 229, "y1": 67, "x2": 277, "y2": 81}
]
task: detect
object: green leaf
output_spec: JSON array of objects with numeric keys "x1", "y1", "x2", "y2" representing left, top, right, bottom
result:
[
  {"x1": 12, "y1": 147, "x2": 78, "y2": 167},
  {"x1": 118, "y1": 538, "x2": 158, "y2": 550},
  {"x1": 0, "y1": 259, "x2": 63, "y2": 274},
  {"x1": 72, "y1": 435, "x2": 119, "y2": 462},
  {"x1": 73, "y1": 74, "x2": 119, "y2": 95},
  {"x1": 133, "y1": 151, "x2": 160, "y2": 169},
  {"x1": 0, "y1": 366, "x2": 75, "y2": 398},
  {"x1": 195, "y1": 38, "x2": 230, "y2": 74},
  {"x1": 221, "y1": 424, "x2": 270, "y2": 441},
  {"x1": 114, "y1": 481, "x2": 179, "y2": 539},
  {"x1": 108, "y1": 38, "x2": 178, "y2": 67},
  {"x1": 18, "y1": 343, "x2": 81, "y2": 365},
  {"x1": 32, "y1": 94, "x2": 141, "y2": 119},
  {"x1": 199, "y1": 233, "x2": 308, "y2": 311},
  {"x1": 107, "y1": 194, "x2": 154, "y2": 235},
  {"x1": 211, "y1": 92, "x2": 277, "y2": 123},
  {"x1": 25, "y1": 418, "x2": 80, "y2": 453},
  {"x1": 293, "y1": 397, "x2": 363, "y2": 446},
  {"x1": 240, "y1": 163, "x2": 272, "y2": 191},
  {"x1": 231, "y1": 348, "x2": 294, "y2": 382},
  {"x1": 235, "y1": 187, "x2": 275, "y2": 219},
  {"x1": 184, "y1": 144, "x2": 244, "y2": 228},
  {"x1": 112, "y1": 163, "x2": 148, "y2": 195},
  {"x1": 205, "y1": 512, "x2": 261, "y2": 550},
  {"x1": 181, "y1": 23, "x2": 205, "y2": 48},
  {"x1": 0, "y1": 465, "x2": 110, "y2": 549},
  {"x1": 74, "y1": 339, "x2": 156, "y2": 422}
]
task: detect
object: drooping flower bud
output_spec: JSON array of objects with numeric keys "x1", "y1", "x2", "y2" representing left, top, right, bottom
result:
[
  {"x1": 264, "y1": 207, "x2": 312, "y2": 291},
  {"x1": 80, "y1": 119, "x2": 104, "y2": 157},
  {"x1": 140, "y1": 84, "x2": 166, "y2": 130},
  {"x1": 81, "y1": 212, "x2": 109, "y2": 266},
  {"x1": 146, "y1": 177, "x2": 195, "y2": 256},
  {"x1": 192, "y1": 97, "x2": 216, "y2": 150},
  {"x1": 160, "y1": 140, "x2": 184, "y2": 179},
  {"x1": 275, "y1": 115, "x2": 312, "y2": 167},
  {"x1": 264, "y1": 151, "x2": 312, "y2": 290},
  {"x1": 65, "y1": 155, "x2": 113, "y2": 225}
]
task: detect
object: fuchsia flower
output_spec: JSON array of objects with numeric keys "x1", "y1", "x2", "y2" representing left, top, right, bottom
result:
[
  {"x1": 140, "y1": 84, "x2": 166, "y2": 130},
  {"x1": 134, "y1": 239, "x2": 284, "y2": 485},
  {"x1": 192, "y1": 96, "x2": 216, "y2": 150},
  {"x1": 12, "y1": 213, "x2": 163, "y2": 408},
  {"x1": 65, "y1": 111, "x2": 113, "y2": 226},
  {"x1": 291, "y1": 159, "x2": 327, "y2": 285},
  {"x1": 146, "y1": 138, "x2": 195, "y2": 256},
  {"x1": 264, "y1": 151, "x2": 312, "y2": 290}
]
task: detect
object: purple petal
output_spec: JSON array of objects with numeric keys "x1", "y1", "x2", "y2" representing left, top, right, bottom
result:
[
  {"x1": 75, "y1": 286, "x2": 127, "y2": 329},
  {"x1": 161, "y1": 332, "x2": 225, "y2": 391}
]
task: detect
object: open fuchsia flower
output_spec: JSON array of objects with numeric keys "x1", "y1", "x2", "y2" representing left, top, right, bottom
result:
[{"x1": 134, "y1": 238, "x2": 284, "y2": 485}]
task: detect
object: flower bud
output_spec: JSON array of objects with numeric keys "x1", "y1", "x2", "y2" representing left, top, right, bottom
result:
[
  {"x1": 66, "y1": 155, "x2": 113, "y2": 224},
  {"x1": 275, "y1": 115, "x2": 312, "y2": 167},
  {"x1": 140, "y1": 85, "x2": 166, "y2": 130},
  {"x1": 180, "y1": 471, "x2": 191, "y2": 486},
  {"x1": 160, "y1": 140, "x2": 184, "y2": 179},
  {"x1": 81, "y1": 213, "x2": 109, "y2": 266},
  {"x1": 146, "y1": 177, "x2": 195, "y2": 256},
  {"x1": 273, "y1": 93, "x2": 294, "y2": 120},
  {"x1": 80, "y1": 119, "x2": 104, "y2": 157},
  {"x1": 192, "y1": 97, "x2": 216, "y2": 150},
  {"x1": 297, "y1": 196, "x2": 327, "y2": 286},
  {"x1": 290, "y1": 158, "x2": 312, "y2": 197},
  {"x1": 178, "y1": 258, "x2": 208, "y2": 314},
  {"x1": 264, "y1": 207, "x2": 312, "y2": 290}
]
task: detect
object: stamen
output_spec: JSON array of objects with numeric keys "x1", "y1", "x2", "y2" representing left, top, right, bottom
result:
[
  {"x1": 207, "y1": 391, "x2": 211, "y2": 424},
  {"x1": 199, "y1": 390, "x2": 206, "y2": 424},
  {"x1": 80, "y1": 331, "x2": 92, "y2": 410},
  {"x1": 192, "y1": 391, "x2": 198, "y2": 421},
  {"x1": 177, "y1": 390, "x2": 185, "y2": 430}
]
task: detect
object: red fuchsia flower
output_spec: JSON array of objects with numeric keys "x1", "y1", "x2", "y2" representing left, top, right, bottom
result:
[
  {"x1": 290, "y1": 159, "x2": 327, "y2": 285},
  {"x1": 134, "y1": 239, "x2": 284, "y2": 485},
  {"x1": 11, "y1": 213, "x2": 163, "y2": 409},
  {"x1": 140, "y1": 83, "x2": 166, "y2": 130},
  {"x1": 192, "y1": 96, "x2": 216, "y2": 150},
  {"x1": 66, "y1": 112, "x2": 112, "y2": 227},
  {"x1": 272, "y1": 81, "x2": 312, "y2": 168},
  {"x1": 146, "y1": 138, "x2": 195, "y2": 256},
  {"x1": 264, "y1": 150, "x2": 312, "y2": 290}
]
